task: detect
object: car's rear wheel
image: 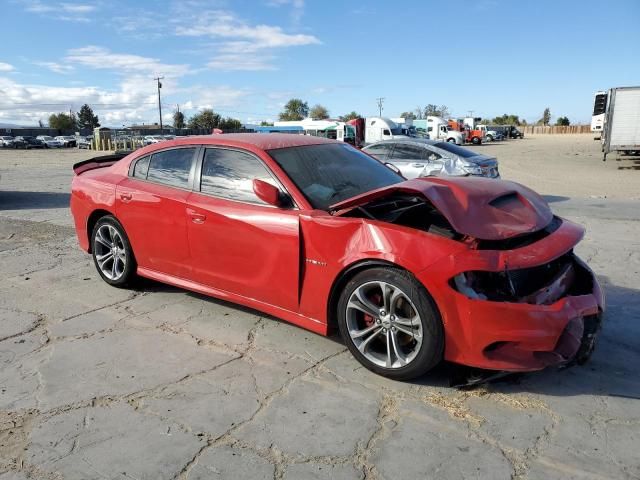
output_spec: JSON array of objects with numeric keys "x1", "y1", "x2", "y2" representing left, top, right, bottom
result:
[
  {"x1": 91, "y1": 216, "x2": 136, "y2": 287},
  {"x1": 337, "y1": 267, "x2": 444, "y2": 380}
]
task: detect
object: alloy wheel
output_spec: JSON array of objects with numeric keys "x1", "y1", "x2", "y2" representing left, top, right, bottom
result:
[
  {"x1": 345, "y1": 281, "x2": 423, "y2": 369},
  {"x1": 93, "y1": 224, "x2": 127, "y2": 281}
]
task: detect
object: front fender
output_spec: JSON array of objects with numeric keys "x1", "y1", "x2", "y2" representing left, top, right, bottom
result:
[{"x1": 296, "y1": 214, "x2": 466, "y2": 323}]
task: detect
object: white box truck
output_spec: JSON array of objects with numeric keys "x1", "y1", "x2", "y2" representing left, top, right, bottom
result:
[{"x1": 601, "y1": 86, "x2": 640, "y2": 161}]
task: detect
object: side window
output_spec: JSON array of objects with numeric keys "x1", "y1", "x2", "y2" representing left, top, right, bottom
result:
[
  {"x1": 424, "y1": 149, "x2": 442, "y2": 161},
  {"x1": 364, "y1": 144, "x2": 391, "y2": 160},
  {"x1": 200, "y1": 148, "x2": 276, "y2": 204},
  {"x1": 133, "y1": 155, "x2": 150, "y2": 179},
  {"x1": 383, "y1": 129, "x2": 391, "y2": 135},
  {"x1": 390, "y1": 144, "x2": 426, "y2": 160},
  {"x1": 146, "y1": 148, "x2": 196, "y2": 188}
]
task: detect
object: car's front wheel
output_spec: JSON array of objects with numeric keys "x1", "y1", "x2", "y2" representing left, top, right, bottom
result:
[
  {"x1": 91, "y1": 216, "x2": 136, "y2": 287},
  {"x1": 337, "y1": 267, "x2": 444, "y2": 380}
]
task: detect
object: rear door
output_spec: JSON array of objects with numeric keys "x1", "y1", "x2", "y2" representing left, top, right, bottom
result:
[
  {"x1": 185, "y1": 147, "x2": 300, "y2": 311},
  {"x1": 388, "y1": 143, "x2": 430, "y2": 179},
  {"x1": 116, "y1": 147, "x2": 198, "y2": 278}
]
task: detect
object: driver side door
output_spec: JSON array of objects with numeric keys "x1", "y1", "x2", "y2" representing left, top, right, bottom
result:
[{"x1": 185, "y1": 147, "x2": 300, "y2": 312}]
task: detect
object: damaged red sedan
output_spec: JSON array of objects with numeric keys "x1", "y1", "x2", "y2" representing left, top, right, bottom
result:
[{"x1": 70, "y1": 134, "x2": 604, "y2": 380}]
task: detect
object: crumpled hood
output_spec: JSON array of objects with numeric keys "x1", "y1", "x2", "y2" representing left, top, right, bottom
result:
[{"x1": 331, "y1": 177, "x2": 553, "y2": 240}]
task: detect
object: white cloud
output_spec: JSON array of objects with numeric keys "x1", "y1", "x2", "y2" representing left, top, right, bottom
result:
[
  {"x1": 266, "y1": 0, "x2": 305, "y2": 25},
  {"x1": 20, "y1": 1, "x2": 96, "y2": 21},
  {"x1": 65, "y1": 46, "x2": 189, "y2": 77},
  {"x1": 34, "y1": 61, "x2": 75, "y2": 74},
  {"x1": 0, "y1": 75, "x2": 250, "y2": 126},
  {"x1": 176, "y1": 12, "x2": 320, "y2": 49},
  {"x1": 173, "y1": 9, "x2": 320, "y2": 71},
  {"x1": 206, "y1": 53, "x2": 276, "y2": 72},
  {"x1": 0, "y1": 62, "x2": 15, "y2": 72}
]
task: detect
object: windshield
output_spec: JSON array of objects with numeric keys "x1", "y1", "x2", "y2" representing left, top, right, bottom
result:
[
  {"x1": 268, "y1": 143, "x2": 403, "y2": 210},
  {"x1": 433, "y1": 141, "x2": 478, "y2": 158}
]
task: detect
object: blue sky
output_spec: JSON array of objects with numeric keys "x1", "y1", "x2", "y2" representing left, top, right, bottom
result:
[{"x1": 1, "y1": 0, "x2": 639, "y2": 126}]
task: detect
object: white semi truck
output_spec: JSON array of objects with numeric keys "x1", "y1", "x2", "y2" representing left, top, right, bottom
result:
[
  {"x1": 601, "y1": 86, "x2": 640, "y2": 161},
  {"x1": 364, "y1": 117, "x2": 409, "y2": 144}
]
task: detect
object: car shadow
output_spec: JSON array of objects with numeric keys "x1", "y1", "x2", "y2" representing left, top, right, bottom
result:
[
  {"x1": 131, "y1": 275, "x2": 639, "y2": 397},
  {"x1": 0, "y1": 191, "x2": 70, "y2": 210}
]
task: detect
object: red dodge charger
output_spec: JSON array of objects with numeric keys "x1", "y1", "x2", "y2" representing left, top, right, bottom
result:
[{"x1": 70, "y1": 134, "x2": 604, "y2": 380}]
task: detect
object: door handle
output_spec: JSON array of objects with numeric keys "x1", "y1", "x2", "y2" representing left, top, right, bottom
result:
[
  {"x1": 120, "y1": 193, "x2": 132, "y2": 202},
  {"x1": 411, "y1": 163, "x2": 425, "y2": 168}
]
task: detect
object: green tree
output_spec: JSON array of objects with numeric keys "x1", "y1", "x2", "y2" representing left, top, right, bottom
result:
[
  {"x1": 422, "y1": 104, "x2": 450, "y2": 118},
  {"x1": 309, "y1": 104, "x2": 329, "y2": 120},
  {"x1": 187, "y1": 109, "x2": 221, "y2": 130},
  {"x1": 49, "y1": 112, "x2": 77, "y2": 130},
  {"x1": 218, "y1": 117, "x2": 242, "y2": 130},
  {"x1": 491, "y1": 114, "x2": 522, "y2": 125},
  {"x1": 555, "y1": 116, "x2": 570, "y2": 126},
  {"x1": 76, "y1": 104, "x2": 100, "y2": 130},
  {"x1": 279, "y1": 98, "x2": 309, "y2": 121},
  {"x1": 339, "y1": 111, "x2": 360, "y2": 122},
  {"x1": 173, "y1": 110, "x2": 185, "y2": 129},
  {"x1": 540, "y1": 107, "x2": 551, "y2": 126},
  {"x1": 400, "y1": 111, "x2": 417, "y2": 120},
  {"x1": 259, "y1": 121, "x2": 274, "y2": 126}
]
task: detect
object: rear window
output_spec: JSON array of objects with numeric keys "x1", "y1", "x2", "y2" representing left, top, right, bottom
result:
[
  {"x1": 146, "y1": 148, "x2": 196, "y2": 188},
  {"x1": 433, "y1": 142, "x2": 478, "y2": 158}
]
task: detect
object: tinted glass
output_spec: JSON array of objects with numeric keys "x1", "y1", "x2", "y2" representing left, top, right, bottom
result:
[
  {"x1": 147, "y1": 148, "x2": 195, "y2": 188},
  {"x1": 201, "y1": 148, "x2": 275, "y2": 204},
  {"x1": 390, "y1": 143, "x2": 425, "y2": 160},
  {"x1": 268, "y1": 143, "x2": 403, "y2": 210},
  {"x1": 433, "y1": 142, "x2": 478, "y2": 159},
  {"x1": 133, "y1": 155, "x2": 150, "y2": 179},
  {"x1": 363, "y1": 143, "x2": 392, "y2": 159}
]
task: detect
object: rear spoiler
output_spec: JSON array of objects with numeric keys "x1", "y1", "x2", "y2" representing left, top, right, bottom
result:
[{"x1": 72, "y1": 151, "x2": 132, "y2": 175}]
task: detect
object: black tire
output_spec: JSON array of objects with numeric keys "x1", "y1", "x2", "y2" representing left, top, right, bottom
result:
[
  {"x1": 91, "y1": 215, "x2": 137, "y2": 287},
  {"x1": 486, "y1": 134, "x2": 493, "y2": 142},
  {"x1": 447, "y1": 138, "x2": 456, "y2": 143},
  {"x1": 337, "y1": 267, "x2": 444, "y2": 380},
  {"x1": 472, "y1": 137, "x2": 481, "y2": 145}
]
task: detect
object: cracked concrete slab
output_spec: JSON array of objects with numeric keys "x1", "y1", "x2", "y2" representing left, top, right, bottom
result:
[
  {"x1": 188, "y1": 445, "x2": 274, "y2": 479},
  {"x1": 234, "y1": 372, "x2": 381, "y2": 458},
  {"x1": 25, "y1": 403, "x2": 204, "y2": 480},
  {"x1": 36, "y1": 329, "x2": 237, "y2": 410},
  {"x1": 1, "y1": 140, "x2": 640, "y2": 479},
  {"x1": 370, "y1": 399, "x2": 513, "y2": 479}
]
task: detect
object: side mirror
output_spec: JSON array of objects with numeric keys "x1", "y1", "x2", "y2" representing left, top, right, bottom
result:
[{"x1": 253, "y1": 179, "x2": 289, "y2": 207}]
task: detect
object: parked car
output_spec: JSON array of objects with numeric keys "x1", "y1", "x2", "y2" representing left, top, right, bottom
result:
[
  {"x1": 0, "y1": 136, "x2": 14, "y2": 147},
  {"x1": 362, "y1": 139, "x2": 499, "y2": 179},
  {"x1": 506, "y1": 126, "x2": 524, "y2": 139},
  {"x1": 15, "y1": 136, "x2": 45, "y2": 149},
  {"x1": 143, "y1": 135, "x2": 165, "y2": 145},
  {"x1": 55, "y1": 135, "x2": 77, "y2": 147},
  {"x1": 70, "y1": 134, "x2": 603, "y2": 380},
  {"x1": 36, "y1": 135, "x2": 63, "y2": 148},
  {"x1": 76, "y1": 136, "x2": 93, "y2": 149}
]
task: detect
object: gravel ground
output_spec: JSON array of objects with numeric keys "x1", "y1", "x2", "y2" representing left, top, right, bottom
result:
[{"x1": 0, "y1": 135, "x2": 639, "y2": 480}]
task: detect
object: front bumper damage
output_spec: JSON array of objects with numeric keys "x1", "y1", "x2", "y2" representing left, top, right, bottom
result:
[{"x1": 418, "y1": 218, "x2": 605, "y2": 373}]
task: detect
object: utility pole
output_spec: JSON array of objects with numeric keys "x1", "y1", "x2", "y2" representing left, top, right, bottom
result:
[
  {"x1": 154, "y1": 76, "x2": 164, "y2": 133},
  {"x1": 376, "y1": 97, "x2": 385, "y2": 117},
  {"x1": 467, "y1": 110, "x2": 474, "y2": 118}
]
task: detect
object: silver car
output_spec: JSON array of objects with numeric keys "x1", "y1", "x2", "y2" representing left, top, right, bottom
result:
[{"x1": 362, "y1": 139, "x2": 499, "y2": 179}]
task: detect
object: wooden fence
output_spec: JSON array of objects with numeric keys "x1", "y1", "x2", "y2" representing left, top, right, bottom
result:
[{"x1": 518, "y1": 125, "x2": 591, "y2": 134}]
